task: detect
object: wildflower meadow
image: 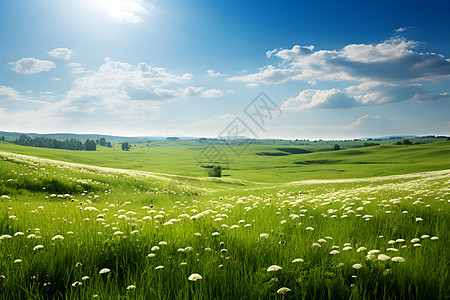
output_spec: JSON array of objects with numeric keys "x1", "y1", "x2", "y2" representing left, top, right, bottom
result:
[{"x1": 0, "y1": 148, "x2": 448, "y2": 299}]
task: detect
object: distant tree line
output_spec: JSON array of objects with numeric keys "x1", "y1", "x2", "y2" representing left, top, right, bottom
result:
[
  {"x1": 363, "y1": 142, "x2": 380, "y2": 147},
  {"x1": 13, "y1": 134, "x2": 114, "y2": 151},
  {"x1": 95, "y1": 137, "x2": 112, "y2": 148},
  {"x1": 395, "y1": 139, "x2": 413, "y2": 145}
]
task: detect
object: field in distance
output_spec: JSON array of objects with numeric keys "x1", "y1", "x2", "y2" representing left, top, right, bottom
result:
[{"x1": 0, "y1": 137, "x2": 449, "y2": 183}]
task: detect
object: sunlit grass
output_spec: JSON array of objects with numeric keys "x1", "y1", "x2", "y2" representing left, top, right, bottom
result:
[{"x1": 0, "y1": 150, "x2": 448, "y2": 299}]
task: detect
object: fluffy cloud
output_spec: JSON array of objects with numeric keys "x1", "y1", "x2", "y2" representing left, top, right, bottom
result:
[
  {"x1": 48, "y1": 48, "x2": 73, "y2": 60},
  {"x1": 281, "y1": 89, "x2": 356, "y2": 111},
  {"x1": 72, "y1": 60, "x2": 192, "y2": 94},
  {"x1": 267, "y1": 45, "x2": 314, "y2": 60},
  {"x1": 11, "y1": 57, "x2": 56, "y2": 74},
  {"x1": 346, "y1": 82, "x2": 450, "y2": 105},
  {"x1": 58, "y1": 59, "x2": 223, "y2": 115},
  {"x1": 201, "y1": 89, "x2": 224, "y2": 98},
  {"x1": 281, "y1": 83, "x2": 450, "y2": 111},
  {"x1": 230, "y1": 37, "x2": 450, "y2": 84}
]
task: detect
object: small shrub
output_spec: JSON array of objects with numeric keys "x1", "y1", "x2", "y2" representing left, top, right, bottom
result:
[{"x1": 208, "y1": 165, "x2": 222, "y2": 177}]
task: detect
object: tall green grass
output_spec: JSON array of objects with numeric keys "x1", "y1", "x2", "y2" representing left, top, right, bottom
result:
[{"x1": 0, "y1": 151, "x2": 448, "y2": 299}]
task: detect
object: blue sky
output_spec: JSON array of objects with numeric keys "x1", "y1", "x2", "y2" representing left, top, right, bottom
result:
[{"x1": 0, "y1": 0, "x2": 449, "y2": 139}]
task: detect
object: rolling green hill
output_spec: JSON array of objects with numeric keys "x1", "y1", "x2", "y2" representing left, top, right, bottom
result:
[{"x1": 0, "y1": 139, "x2": 449, "y2": 183}]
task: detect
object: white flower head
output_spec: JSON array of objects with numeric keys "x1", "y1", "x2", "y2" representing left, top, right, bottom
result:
[
  {"x1": 33, "y1": 245, "x2": 44, "y2": 251},
  {"x1": 267, "y1": 265, "x2": 282, "y2": 272},
  {"x1": 277, "y1": 287, "x2": 291, "y2": 294},
  {"x1": 259, "y1": 233, "x2": 269, "y2": 239},
  {"x1": 391, "y1": 257, "x2": 405, "y2": 263},
  {"x1": 99, "y1": 268, "x2": 111, "y2": 274},
  {"x1": 188, "y1": 273, "x2": 203, "y2": 281},
  {"x1": 52, "y1": 235, "x2": 64, "y2": 241},
  {"x1": 378, "y1": 254, "x2": 390, "y2": 261}
]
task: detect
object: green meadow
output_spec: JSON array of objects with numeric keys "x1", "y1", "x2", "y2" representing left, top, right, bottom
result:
[
  {"x1": 0, "y1": 139, "x2": 449, "y2": 299},
  {"x1": 0, "y1": 137, "x2": 449, "y2": 182}
]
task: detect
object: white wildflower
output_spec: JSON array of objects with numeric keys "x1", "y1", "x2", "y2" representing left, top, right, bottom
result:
[
  {"x1": 267, "y1": 265, "x2": 282, "y2": 272},
  {"x1": 188, "y1": 273, "x2": 203, "y2": 281}
]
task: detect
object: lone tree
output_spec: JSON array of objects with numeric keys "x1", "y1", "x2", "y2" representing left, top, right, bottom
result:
[
  {"x1": 106, "y1": 141, "x2": 112, "y2": 148},
  {"x1": 121, "y1": 142, "x2": 130, "y2": 151},
  {"x1": 333, "y1": 144, "x2": 341, "y2": 150},
  {"x1": 99, "y1": 137, "x2": 107, "y2": 146},
  {"x1": 208, "y1": 165, "x2": 222, "y2": 178},
  {"x1": 0, "y1": 136, "x2": 5, "y2": 141}
]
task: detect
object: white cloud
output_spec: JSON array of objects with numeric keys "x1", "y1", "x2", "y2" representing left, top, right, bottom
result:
[
  {"x1": 206, "y1": 69, "x2": 225, "y2": 77},
  {"x1": 48, "y1": 48, "x2": 73, "y2": 60},
  {"x1": 58, "y1": 59, "x2": 223, "y2": 116},
  {"x1": 67, "y1": 62, "x2": 90, "y2": 74},
  {"x1": 229, "y1": 37, "x2": 450, "y2": 84},
  {"x1": 281, "y1": 83, "x2": 450, "y2": 111},
  {"x1": 281, "y1": 89, "x2": 356, "y2": 111},
  {"x1": 92, "y1": 0, "x2": 150, "y2": 24},
  {"x1": 0, "y1": 85, "x2": 25, "y2": 101},
  {"x1": 11, "y1": 57, "x2": 56, "y2": 74},
  {"x1": 270, "y1": 45, "x2": 314, "y2": 60},
  {"x1": 0, "y1": 85, "x2": 47, "y2": 105},
  {"x1": 346, "y1": 82, "x2": 450, "y2": 105},
  {"x1": 72, "y1": 60, "x2": 192, "y2": 95},
  {"x1": 201, "y1": 89, "x2": 224, "y2": 98},
  {"x1": 394, "y1": 27, "x2": 411, "y2": 33},
  {"x1": 246, "y1": 83, "x2": 260, "y2": 88},
  {"x1": 345, "y1": 115, "x2": 394, "y2": 135},
  {"x1": 229, "y1": 65, "x2": 296, "y2": 85}
]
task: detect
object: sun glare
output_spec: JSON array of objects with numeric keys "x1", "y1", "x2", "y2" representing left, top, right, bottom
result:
[{"x1": 88, "y1": 0, "x2": 148, "y2": 24}]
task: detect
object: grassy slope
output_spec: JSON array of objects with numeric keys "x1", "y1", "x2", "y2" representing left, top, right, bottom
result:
[
  {"x1": 0, "y1": 150, "x2": 448, "y2": 299},
  {"x1": 1, "y1": 140, "x2": 449, "y2": 183}
]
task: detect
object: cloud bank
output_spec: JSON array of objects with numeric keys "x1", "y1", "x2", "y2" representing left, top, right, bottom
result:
[{"x1": 229, "y1": 37, "x2": 450, "y2": 111}]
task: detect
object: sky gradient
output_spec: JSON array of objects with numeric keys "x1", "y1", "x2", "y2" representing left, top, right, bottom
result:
[{"x1": 1, "y1": 0, "x2": 449, "y2": 139}]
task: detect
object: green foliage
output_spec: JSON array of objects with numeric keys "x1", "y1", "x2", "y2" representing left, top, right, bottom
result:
[
  {"x1": 121, "y1": 142, "x2": 130, "y2": 151},
  {"x1": 0, "y1": 135, "x2": 5, "y2": 141},
  {"x1": 208, "y1": 165, "x2": 222, "y2": 177},
  {"x1": 403, "y1": 139, "x2": 413, "y2": 145},
  {"x1": 106, "y1": 142, "x2": 112, "y2": 148},
  {"x1": 84, "y1": 139, "x2": 96, "y2": 151},
  {"x1": 333, "y1": 144, "x2": 340, "y2": 150},
  {"x1": 13, "y1": 134, "x2": 89, "y2": 151}
]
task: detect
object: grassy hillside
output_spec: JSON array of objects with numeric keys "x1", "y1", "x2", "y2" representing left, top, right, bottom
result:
[
  {"x1": 0, "y1": 150, "x2": 448, "y2": 299},
  {"x1": 1, "y1": 140, "x2": 449, "y2": 183}
]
